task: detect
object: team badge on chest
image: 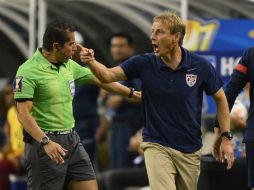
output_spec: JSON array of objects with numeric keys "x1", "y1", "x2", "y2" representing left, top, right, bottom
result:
[{"x1": 186, "y1": 74, "x2": 197, "y2": 87}]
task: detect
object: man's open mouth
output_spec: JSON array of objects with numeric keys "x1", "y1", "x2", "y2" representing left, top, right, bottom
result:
[{"x1": 152, "y1": 44, "x2": 159, "y2": 53}]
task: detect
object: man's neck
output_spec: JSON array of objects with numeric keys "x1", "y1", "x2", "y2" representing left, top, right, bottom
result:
[
  {"x1": 161, "y1": 46, "x2": 182, "y2": 70},
  {"x1": 41, "y1": 49, "x2": 60, "y2": 64}
]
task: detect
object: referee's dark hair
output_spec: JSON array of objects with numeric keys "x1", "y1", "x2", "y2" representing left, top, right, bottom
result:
[
  {"x1": 110, "y1": 32, "x2": 134, "y2": 46},
  {"x1": 42, "y1": 21, "x2": 76, "y2": 51}
]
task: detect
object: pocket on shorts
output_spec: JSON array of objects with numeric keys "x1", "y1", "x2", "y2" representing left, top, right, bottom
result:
[
  {"x1": 188, "y1": 149, "x2": 202, "y2": 159},
  {"x1": 140, "y1": 142, "x2": 151, "y2": 151},
  {"x1": 183, "y1": 149, "x2": 202, "y2": 167}
]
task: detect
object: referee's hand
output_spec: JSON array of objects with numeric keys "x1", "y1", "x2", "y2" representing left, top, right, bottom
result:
[{"x1": 43, "y1": 140, "x2": 68, "y2": 164}]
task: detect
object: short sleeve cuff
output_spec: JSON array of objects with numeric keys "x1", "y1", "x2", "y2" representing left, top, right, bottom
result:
[{"x1": 15, "y1": 98, "x2": 33, "y2": 102}]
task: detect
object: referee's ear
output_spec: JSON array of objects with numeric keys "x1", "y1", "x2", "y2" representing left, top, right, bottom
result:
[{"x1": 53, "y1": 42, "x2": 61, "y2": 51}]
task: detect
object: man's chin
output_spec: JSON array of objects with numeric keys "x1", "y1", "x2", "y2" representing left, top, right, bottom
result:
[
  {"x1": 154, "y1": 52, "x2": 160, "y2": 56},
  {"x1": 65, "y1": 56, "x2": 72, "y2": 62},
  {"x1": 61, "y1": 58, "x2": 69, "y2": 63}
]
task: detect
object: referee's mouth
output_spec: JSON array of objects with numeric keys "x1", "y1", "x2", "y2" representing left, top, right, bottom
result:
[{"x1": 69, "y1": 52, "x2": 75, "y2": 59}]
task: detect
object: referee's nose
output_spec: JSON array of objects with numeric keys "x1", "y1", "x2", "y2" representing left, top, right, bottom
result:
[{"x1": 73, "y1": 43, "x2": 78, "y2": 51}]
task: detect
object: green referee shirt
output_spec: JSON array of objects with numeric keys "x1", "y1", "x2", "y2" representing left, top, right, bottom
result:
[{"x1": 13, "y1": 48, "x2": 94, "y2": 131}]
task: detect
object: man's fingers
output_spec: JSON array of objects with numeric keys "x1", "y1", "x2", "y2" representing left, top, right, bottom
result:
[
  {"x1": 76, "y1": 44, "x2": 85, "y2": 50},
  {"x1": 56, "y1": 155, "x2": 64, "y2": 164},
  {"x1": 48, "y1": 153, "x2": 59, "y2": 164},
  {"x1": 212, "y1": 149, "x2": 220, "y2": 161},
  {"x1": 134, "y1": 91, "x2": 142, "y2": 96},
  {"x1": 51, "y1": 153, "x2": 64, "y2": 164},
  {"x1": 80, "y1": 54, "x2": 94, "y2": 60},
  {"x1": 89, "y1": 49, "x2": 94, "y2": 55},
  {"x1": 59, "y1": 147, "x2": 68, "y2": 156},
  {"x1": 62, "y1": 147, "x2": 68, "y2": 152},
  {"x1": 77, "y1": 44, "x2": 92, "y2": 56},
  {"x1": 226, "y1": 153, "x2": 234, "y2": 170},
  {"x1": 80, "y1": 49, "x2": 94, "y2": 56},
  {"x1": 221, "y1": 151, "x2": 234, "y2": 170},
  {"x1": 219, "y1": 151, "x2": 224, "y2": 162},
  {"x1": 47, "y1": 148, "x2": 66, "y2": 164}
]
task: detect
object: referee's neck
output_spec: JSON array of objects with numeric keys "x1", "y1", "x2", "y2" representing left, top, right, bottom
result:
[{"x1": 41, "y1": 48, "x2": 59, "y2": 64}]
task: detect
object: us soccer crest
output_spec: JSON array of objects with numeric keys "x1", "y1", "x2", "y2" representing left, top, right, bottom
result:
[{"x1": 186, "y1": 74, "x2": 197, "y2": 87}]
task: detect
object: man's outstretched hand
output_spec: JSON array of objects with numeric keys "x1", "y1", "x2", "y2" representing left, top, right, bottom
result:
[{"x1": 77, "y1": 44, "x2": 95, "y2": 64}]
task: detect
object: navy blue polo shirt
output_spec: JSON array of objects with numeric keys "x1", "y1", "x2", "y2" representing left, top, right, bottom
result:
[
  {"x1": 221, "y1": 47, "x2": 254, "y2": 143},
  {"x1": 120, "y1": 48, "x2": 223, "y2": 153},
  {"x1": 73, "y1": 84, "x2": 99, "y2": 119}
]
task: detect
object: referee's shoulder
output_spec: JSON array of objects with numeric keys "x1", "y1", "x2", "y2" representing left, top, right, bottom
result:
[
  {"x1": 65, "y1": 59, "x2": 80, "y2": 68},
  {"x1": 16, "y1": 57, "x2": 39, "y2": 75}
]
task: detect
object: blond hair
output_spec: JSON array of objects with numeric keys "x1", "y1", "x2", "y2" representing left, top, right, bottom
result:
[{"x1": 153, "y1": 11, "x2": 186, "y2": 46}]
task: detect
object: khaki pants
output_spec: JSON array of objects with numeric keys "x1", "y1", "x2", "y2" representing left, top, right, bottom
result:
[{"x1": 141, "y1": 142, "x2": 201, "y2": 190}]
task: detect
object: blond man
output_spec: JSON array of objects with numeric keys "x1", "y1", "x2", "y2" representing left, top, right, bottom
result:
[{"x1": 79, "y1": 12, "x2": 234, "y2": 190}]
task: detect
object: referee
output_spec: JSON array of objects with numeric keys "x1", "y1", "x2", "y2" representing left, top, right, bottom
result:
[{"x1": 13, "y1": 22, "x2": 140, "y2": 190}]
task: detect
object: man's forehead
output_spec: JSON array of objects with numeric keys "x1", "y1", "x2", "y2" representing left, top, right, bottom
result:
[
  {"x1": 112, "y1": 37, "x2": 128, "y2": 42},
  {"x1": 152, "y1": 21, "x2": 170, "y2": 29},
  {"x1": 66, "y1": 32, "x2": 75, "y2": 43}
]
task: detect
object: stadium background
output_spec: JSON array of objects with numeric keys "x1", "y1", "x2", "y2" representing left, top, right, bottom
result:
[
  {"x1": 0, "y1": 0, "x2": 254, "y2": 189},
  {"x1": 1, "y1": 0, "x2": 254, "y2": 116}
]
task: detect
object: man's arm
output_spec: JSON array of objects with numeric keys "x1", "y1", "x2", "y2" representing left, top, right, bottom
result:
[
  {"x1": 212, "y1": 52, "x2": 249, "y2": 167},
  {"x1": 88, "y1": 77, "x2": 141, "y2": 102},
  {"x1": 212, "y1": 88, "x2": 234, "y2": 170},
  {"x1": 78, "y1": 44, "x2": 126, "y2": 83},
  {"x1": 16, "y1": 101, "x2": 67, "y2": 164},
  {"x1": 213, "y1": 88, "x2": 231, "y2": 134}
]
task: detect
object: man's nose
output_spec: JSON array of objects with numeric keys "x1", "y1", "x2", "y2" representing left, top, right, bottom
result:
[
  {"x1": 73, "y1": 44, "x2": 78, "y2": 51},
  {"x1": 150, "y1": 32, "x2": 156, "y2": 41}
]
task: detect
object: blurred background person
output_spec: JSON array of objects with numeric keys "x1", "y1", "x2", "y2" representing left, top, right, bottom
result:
[
  {"x1": 0, "y1": 79, "x2": 15, "y2": 146},
  {"x1": 229, "y1": 83, "x2": 250, "y2": 159},
  {"x1": 203, "y1": 83, "x2": 249, "y2": 157},
  {"x1": 72, "y1": 32, "x2": 100, "y2": 168},
  {"x1": 95, "y1": 33, "x2": 143, "y2": 169},
  {"x1": 0, "y1": 80, "x2": 25, "y2": 190},
  {"x1": 73, "y1": 81, "x2": 100, "y2": 168},
  {"x1": 230, "y1": 83, "x2": 250, "y2": 130}
]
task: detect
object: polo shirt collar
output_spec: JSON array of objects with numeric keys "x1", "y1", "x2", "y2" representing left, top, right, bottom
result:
[
  {"x1": 34, "y1": 48, "x2": 67, "y2": 69},
  {"x1": 157, "y1": 47, "x2": 190, "y2": 71}
]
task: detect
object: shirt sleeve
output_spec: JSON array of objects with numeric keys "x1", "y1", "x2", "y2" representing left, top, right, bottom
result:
[
  {"x1": 202, "y1": 61, "x2": 223, "y2": 95},
  {"x1": 14, "y1": 67, "x2": 36, "y2": 100},
  {"x1": 214, "y1": 48, "x2": 250, "y2": 128},
  {"x1": 69, "y1": 60, "x2": 95, "y2": 85},
  {"x1": 224, "y1": 49, "x2": 249, "y2": 110},
  {"x1": 120, "y1": 55, "x2": 147, "y2": 80},
  {"x1": 130, "y1": 78, "x2": 142, "y2": 91}
]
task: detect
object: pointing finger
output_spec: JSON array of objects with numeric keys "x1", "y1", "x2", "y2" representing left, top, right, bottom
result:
[{"x1": 76, "y1": 44, "x2": 84, "y2": 50}]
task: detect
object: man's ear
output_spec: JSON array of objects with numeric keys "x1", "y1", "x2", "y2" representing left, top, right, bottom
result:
[
  {"x1": 174, "y1": 32, "x2": 181, "y2": 44},
  {"x1": 53, "y1": 42, "x2": 61, "y2": 51}
]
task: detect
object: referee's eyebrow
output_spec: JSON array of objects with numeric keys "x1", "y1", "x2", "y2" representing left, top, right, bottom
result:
[{"x1": 69, "y1": 42, "x2": 76, "y2": 45}]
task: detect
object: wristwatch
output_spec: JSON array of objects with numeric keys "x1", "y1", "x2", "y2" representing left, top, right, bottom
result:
[
  {"x1": 221, "y1": 132, "x2": 233, "y2": 140},
  {"x1": 41, "y1": 136, "x2": 50, "y2": 146}
]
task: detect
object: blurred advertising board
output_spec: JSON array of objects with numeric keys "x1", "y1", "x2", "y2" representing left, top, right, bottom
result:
[{"x1": 183, "y1": 19, "x2": 254, "y2": 115}]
